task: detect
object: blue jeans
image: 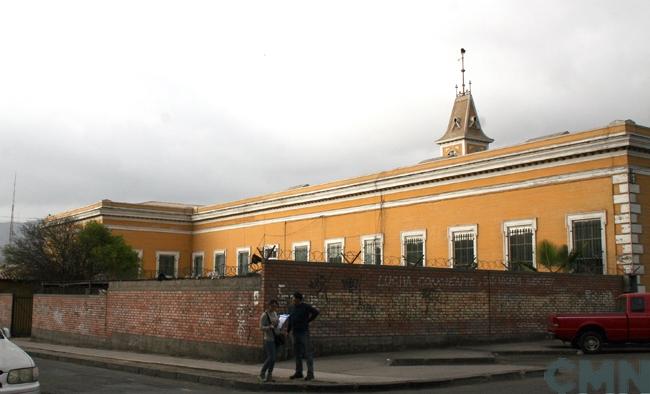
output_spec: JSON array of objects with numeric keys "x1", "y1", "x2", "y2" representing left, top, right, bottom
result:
[
  {"x1": 260, "y1": 340, "x2": 276, "y2": 376},
  {"x1": 293, "y1": 331, "x2": 314, "y2": 375}
]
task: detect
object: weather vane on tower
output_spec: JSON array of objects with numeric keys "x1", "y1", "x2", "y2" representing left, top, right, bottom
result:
[{"x1": 457, "y1": 48, "x2": 471, "y2": 97}]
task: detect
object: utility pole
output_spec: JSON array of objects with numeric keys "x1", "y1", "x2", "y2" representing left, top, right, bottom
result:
[{"x1": 9, "y1": 173, "x2": 16, "y2": 243}]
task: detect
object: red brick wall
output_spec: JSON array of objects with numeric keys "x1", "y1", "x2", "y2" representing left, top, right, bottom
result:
[
  {"x1": 32, "y1": 295, "x2": 107, "y2": 338},
  {"x1": 0, "y1": 293, "x2": 12, "y2": 329},
  {"x1": 30, "y1": 263, "x2": 624, "y2": 360},
  {"x1": 262, "y1": 261, "x2": 624, "y2": 353},
  {"x1": 32, "y1": 277, "x2": 264, "y2": 361},
  {"x1": 107, "y1": 289, "x2": 262, "y2": 347}
]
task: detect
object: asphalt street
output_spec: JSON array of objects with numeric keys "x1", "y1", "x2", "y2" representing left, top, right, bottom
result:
[
  {"x1": 35, "y1": 357, "x2": 224, "y2": 394},
  {"x1": 35, "y1": 353, "x2": 650, "y2": 394}
]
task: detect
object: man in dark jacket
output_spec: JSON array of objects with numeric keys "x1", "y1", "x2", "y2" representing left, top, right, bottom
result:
[{"x1": 287, "y1": 291, "x2": 319, "y2": 380}]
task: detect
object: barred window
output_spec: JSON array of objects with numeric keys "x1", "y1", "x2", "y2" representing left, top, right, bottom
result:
[
  {"x1": 572, "y1": 219, "x2": 603, "y2": 274},
  {"x1": 326, "y1": 240, "x2": 343, "y2": 264},
  {"x1": 157, "y1": 253, "x2": 177, "y2": 278},
  {"x1": 192, "y1": 253, "x2": 204, "y2": 277},
  {"x1": 214, "y1": 252, "x2": 226, "y2": 277},
  {"x1": 507, "y1": 227, "x2": 534, "y2": 270},
  {"x1": 263, "y1": 245, "x2": 278, "y2": 260},
  {"x1": 452, "y1": 232, "x2": 475, "y2": 268},
  {"x1": 363, "y1": 237, "x2": 382, "y2": 265},
  {"x1": 237, "y1": 250, "x2": 249, "y2": 275},
  {"x1": 404, "y1": 235, "x2": 424, "y2": 267},
  {"x1": 293, "y1": 245, "x2": 309, "y2": 262}
]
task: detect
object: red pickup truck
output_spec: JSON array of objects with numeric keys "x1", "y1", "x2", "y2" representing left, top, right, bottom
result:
[{"x1": 548, "y1": 293, "x2": 650, "y2": 354}]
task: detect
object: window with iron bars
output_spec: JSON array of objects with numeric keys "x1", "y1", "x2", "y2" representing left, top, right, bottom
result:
[
  {"x1": 157, "y1": 253, "x2": 176, "y2": 278},
  {"x1": 214, "y1": 252, "x2": 226, "y2": 277},
  {"x1": 293, "y1": 244, "x2": 309, "y2": 262},
  {"x1": 452, "y1": 232, "x2": 476, "y2": 269},
  {"x1": 192, "y1": 253, "x2": 204, "y2": 277},
  {"x1": 572, "y1": 219, "x2": 604, "y2": 274},
  {"x1": 403, "y1": 235, "x2": 424, "y2": 267},
  {"x1": 363, "y1": 237, "x2": 382, "y2": 265},
  {"x1": 507, "y1": 227, "x2": 534, "y2": 271},
  {"x1": 326, "y1": 241, "x2": 343, "y2": 264},
  {"x1": 237, "y1": 250, "x2": 249, "y2": 275},
  {"x1": 263, "y1": 245, "x2": 278, "y2": 260}
]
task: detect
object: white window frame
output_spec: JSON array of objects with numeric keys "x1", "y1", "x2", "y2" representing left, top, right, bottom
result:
[
  {"x1": 360, "y1": 234, "x2": 384, "y2": 265},
  {"x1": 191, "y1": 251, "x2": 205, "y2": 278},
  {"x1": 447, "y1": 225, "x2": 478, "y2": 268},
  {"x1": 292, "y1": 241, "x2": 310, "y2": 262},
  {"x1": 400, "y1": 230, "x2": 426, "y2": 266},
  {"x1": 236, "y1": 247, "x2": 251, "y2": 275},
  {"x1": 263, "y1": 244, "x2": 279, "y2": 260},
  {"x1": 503, "y1": 219, "x2": 537, "y2": 269},
  {"x1": 324, "y1": 238, "x2": 345, "y2": 263},
  {"x1": 155, "y1": 251, "x2": 179, "y2": 278},
  {"x1": 566, "y1": 212, "x2": 607, "y2": 274},
  {"x1": 213, "y1": 249, "x2": 226, "y2": 276},
  {"x1": 133, "y1": 249, "x2": 143, "y2": 277}
]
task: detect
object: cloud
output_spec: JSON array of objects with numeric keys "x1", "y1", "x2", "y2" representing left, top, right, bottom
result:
[{"x1": 1, "y1": 0, "x2": 649, "y2": 219}]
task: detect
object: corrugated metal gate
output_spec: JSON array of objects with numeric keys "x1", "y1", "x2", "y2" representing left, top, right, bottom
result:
[{"x1": 11, "y1": 295, "x2": 32, "y2": 337}]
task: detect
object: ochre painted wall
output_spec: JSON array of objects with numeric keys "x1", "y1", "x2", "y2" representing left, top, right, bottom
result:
[
  {"x1": 97, "y1": 175, "x2": 619, "y2": 277},
  {"x1": 55, "y1": 122, "x2": 650, "y2": 279},
  {"x1": 189, "y1": 176, "x2": 616, "y2": 274},
  {"x1": 106, "y1": 225, "x2": 192, "y2": 277}
]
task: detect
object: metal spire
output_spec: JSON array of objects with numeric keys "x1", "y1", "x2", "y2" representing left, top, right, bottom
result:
[
  {"x1": 460, "y1": 48, "x2": 466, "y2": 95},
  {"x1": 9, "y1": 173, "x2": 16, "y2": 243}
]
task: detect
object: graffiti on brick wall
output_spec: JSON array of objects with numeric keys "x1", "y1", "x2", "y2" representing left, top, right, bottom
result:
[
  {"x1": 340, "y1": 276, "x2": 377, "y2": 318},
  {"x1": 53, "y1": 309, "x2": 64, "y2": 326},
  {"x1": 235, "y1": 303, "x2": 255, "y2": 341},
  {"x1": 420, "y1": 288, "x2": 441, "y2": 315},
  {"x1": 341, "y1": 277, "x2": 360, "y2": 293},
  {"x1": 308, "y1": 273, "x2": 333, "y2": 303},
  {"x1": 377, "y1": 272, "x2": 561, "y2": 290},
  {"x1": 377, "y1": 274, "x2": 479, "y2": 289}
]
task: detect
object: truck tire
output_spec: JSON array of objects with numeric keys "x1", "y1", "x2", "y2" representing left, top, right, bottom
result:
[{"x1": 578, "y1": 331, "x2": 603, "y2": 354}]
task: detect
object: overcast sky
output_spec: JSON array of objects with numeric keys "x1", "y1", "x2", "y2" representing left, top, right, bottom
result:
[{"x1": 1, "y1": 0, "x2": 649, "y2": 222}]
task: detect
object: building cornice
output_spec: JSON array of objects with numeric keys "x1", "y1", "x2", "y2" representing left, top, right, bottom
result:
[
  {"x1": 191, "y1": 132, "x2": 636, "y2": 222},
  {"x1": 104, "y1": 166, "x2": 629, "y2": 236},
  {"x1": 62, "y1": 130, "x2": 650, "y2": 226}
]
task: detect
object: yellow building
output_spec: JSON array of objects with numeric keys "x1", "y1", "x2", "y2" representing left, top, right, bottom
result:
[{"x1": 53, "y1": 87, "x2": 650, "y2": 290}]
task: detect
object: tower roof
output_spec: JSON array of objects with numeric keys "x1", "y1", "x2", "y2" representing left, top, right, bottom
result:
[{"x1": 436, "y1": 92, "x2": 494, "y2": 144}]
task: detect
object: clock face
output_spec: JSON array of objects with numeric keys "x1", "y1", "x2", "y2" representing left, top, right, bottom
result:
[{"x1": 447, "y1": 149, "x2": 457, "y2": 157}]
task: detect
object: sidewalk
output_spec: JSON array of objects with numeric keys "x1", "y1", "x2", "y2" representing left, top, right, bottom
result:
[{"x1": 15, "y1": 338, "x2": 565, "y2": 392}]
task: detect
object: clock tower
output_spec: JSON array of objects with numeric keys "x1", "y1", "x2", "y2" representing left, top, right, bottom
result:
[{"x1": 436, "y1": 49, "x2": 493, "y2": 157}]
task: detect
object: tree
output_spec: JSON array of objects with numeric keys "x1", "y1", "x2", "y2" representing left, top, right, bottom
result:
[
  {"x1": 537, "y1": 239, "x2": 579, "y2": 273},
  {"x1": 2, "y1": 219, "x2": 139, "y2": 281}
]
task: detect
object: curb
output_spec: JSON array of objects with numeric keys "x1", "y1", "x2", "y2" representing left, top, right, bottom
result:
[
  {"x1": 458, "y1": 347, "x2": 579, "y2": 356},
  {"x1": 490, "y1": 350, "x2": 579, "y2": 356},
  {"x1": 27, "y1": 348, "x2": 547, "y2": 392},
  {"x1": 388, "y1": 356, "x2": 496, "y2": 366}
]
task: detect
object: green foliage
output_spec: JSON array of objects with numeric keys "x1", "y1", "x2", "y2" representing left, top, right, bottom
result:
[
  {"x1": 78, "y1": 221, "x2": 139, "y2": 280},
  {"x1": 537, "y1": 239, "x2": 580, "y2": 273},
  {"x1": 2, "y1": 219, "x2": 139, "y2": 281}
]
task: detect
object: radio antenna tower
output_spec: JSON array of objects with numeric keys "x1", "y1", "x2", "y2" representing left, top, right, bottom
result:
[{"x1": 9, "y1": 173, "x2": 16, "y2": 243}]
